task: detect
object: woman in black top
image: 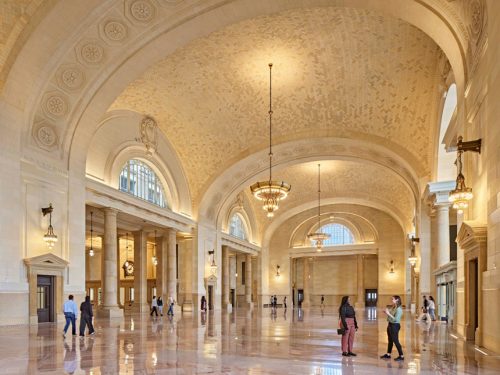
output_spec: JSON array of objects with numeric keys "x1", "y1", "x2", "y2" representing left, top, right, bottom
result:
[
  {"x1": 79, "y1": 296, "x2": 95, "y2": 336},
  {"x1": 339, "y1": 296, "x2": 358, "y2": 356}
]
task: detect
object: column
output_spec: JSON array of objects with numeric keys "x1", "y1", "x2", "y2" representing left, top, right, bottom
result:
[
  {"x1": 182, "y1": 237, "x2": 194, "y2": 312},
  {"x1": 157, "y1": 234, "x2": 167, "y2": 299},
  {"x1": 302, "y1": 258, "x2": 310, "y2": 308},
  {"x1": 418, "y1": 201, "x2": 432, "y2": 307},
  {"x1": 133, "y1": 230, "x2": 148, "y2": 312},
  {"x1": 222, "y1": 245, "x2": 231, "y2": 310},
  {"x1": 356, "y1": 255, "x2": 364, "y2": 308},
  {"x1": 245, "y1": 254, "x2": 253, "y2": 308},
  {"x1": 99, "y1": 208, "x2": 122, "y2": 317},
  {"x1": 166, "y1": 229, "x2": 178, "y2": 311},
  {"x1": 436, "y1": 204, "x2": 451, "y2": 267}
]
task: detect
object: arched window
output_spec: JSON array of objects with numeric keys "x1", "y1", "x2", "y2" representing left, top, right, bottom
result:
[
  {"x1": 311, "y1": 223, "x2": 354, "y2": 246},
  {"x1": 229, "y1": 213, "x2": 248, "y2": 240},
  {"x1": 119, "y1": 159, "x2": 167, "y2": 208}
]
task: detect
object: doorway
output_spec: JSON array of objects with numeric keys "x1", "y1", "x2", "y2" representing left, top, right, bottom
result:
[
  {"x1": 230, "y1": 288, "x2": 235, "y2": 308},
  {"x1": 467, "y1": 258, "x2": 479, "y2": 341},
  {"x1": 365, "y1": 289, "x2": 378, "y2": 307},
  {"x1": 208, "y1": 285, "x2": 214, "y2": 310},
  {"x1": 297, "y1": 289, "x2": 304, "y2": 307},
  {"x1": 37, "y1": 275, "x2": 54, "y2": 323}
]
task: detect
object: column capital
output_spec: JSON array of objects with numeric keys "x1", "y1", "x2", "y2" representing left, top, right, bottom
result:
[{"x1": 103, "y1": 207, "x2": 119, "y2": 216}]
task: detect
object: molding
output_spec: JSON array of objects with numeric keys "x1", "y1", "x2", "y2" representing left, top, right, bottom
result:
[
  {"x1": 221, "y1": 233, "x2": 260, "y2": 255},
  {"x1": 433, "y1": 260, "x2": 457, "y2": 275},
  {"x1": 456, "y1": 220, "x2": 487, "y2": 251},
  {"x1": 86, "y1": 178, "x2": 194, "y2": 233},
  {"x1": 289, "y1": 243, "x2": 377, "y2": 258}
]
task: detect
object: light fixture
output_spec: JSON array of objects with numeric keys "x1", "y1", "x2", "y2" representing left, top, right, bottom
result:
[
  {"x1": 307, "y1": 164, "x2": 330, "y2": 251},
  {"x1": 89, "y1": 211, "x2": 94, "y2": 257},
  {"x1": 389, "y1": 260, "x2": 395, "y2": 274},
  {"x1": 41, "y1": 204, "x2": 58, "y2": 249},
  {"x1": 276, "y1": 265, "x2": 281, "y2": 278},
  {"x1": 250, "y1": 63, "x2": 291, "y2": 218},
  {"x1": 122, "y1": 232, "x2": 134, "y2": 277},
  {"x1": 208, "y1": 249, "x2": 218, "y2": 275},
  {"x1": 408, "y1": 236, "x2": 418, "y2": 267},
  {"x1": 449, "y1": 136, "x2": 481, "y2": 213},
  {"x1": 152, "y1": 230, "x2": 158, "y2": 266}
]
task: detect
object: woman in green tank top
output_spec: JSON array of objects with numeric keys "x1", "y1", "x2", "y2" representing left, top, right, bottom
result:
[{"x1": 380, "y1": 295, "x2": 404, "y2": 361}]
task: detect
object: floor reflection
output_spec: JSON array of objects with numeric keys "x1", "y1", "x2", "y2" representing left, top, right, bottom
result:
[{"x1": 0, "y1": 308, "x2": 499, "y2": 374}]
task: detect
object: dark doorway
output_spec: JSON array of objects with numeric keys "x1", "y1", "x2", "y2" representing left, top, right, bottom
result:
[
  {"x1": 230, "y1": 288, "x2": 235, "y2": 308},
  {"x1": 37, "y1": 275, "x2": 54, "y2": 323},
  {"x1": 365, "y1": 289, "x2": 378, "y2": 307},
  {"x1": 297, "y1": 289, "x2": 304, "y2": 307},
  {"x1": 467, "y1": 258, "x2": 479, "y2": 341},
  {"x1": 208, "y1": 285, "x2": 214, "y2": 310}
]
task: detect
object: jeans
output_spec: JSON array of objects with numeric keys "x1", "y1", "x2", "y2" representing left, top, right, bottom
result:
[
  {"x1": 341, "y1": 318, "x2": 356, "y2": 353},
  {"x1": 387, "y1": 323, "x2": 403, "y2": 356},
  {"x1": 428, "y1": 308, "x2": 436, "y2": 321},
  {"x1": 63, "y1": 312, "x2": 76, "y2": 335},
  {"x1": 167, "y1": 303, "x2": 174, "y2": 315}
]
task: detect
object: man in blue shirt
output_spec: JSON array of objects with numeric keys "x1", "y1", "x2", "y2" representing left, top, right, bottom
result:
[{"x1": 62, "y1": 295, "x2": 78, "y2": 337}]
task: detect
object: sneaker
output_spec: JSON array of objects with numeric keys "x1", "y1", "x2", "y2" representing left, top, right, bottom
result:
[
  {"x1": 62, "y1": 332, "x2": 66, "y2": 338},
  {"x1": 380, "y1": 354, "x2": 391, "y2": 359},
  {"x1": 394, "y1": 356, "x2": 404, "y2": 362},
  {"x1": 90, "y1": 331, "x2": 95, "y2": 335},
  {"x1": 348, "y1": 352, "x2": 357, "y2": 356},
  {"x1": 342, "y1": 352, "x2": 349, "y2": 357}
]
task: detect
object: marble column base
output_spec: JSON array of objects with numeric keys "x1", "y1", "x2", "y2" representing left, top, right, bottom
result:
[{"x1": 97, "y1": 306, "x2": 123, "y2": 318}]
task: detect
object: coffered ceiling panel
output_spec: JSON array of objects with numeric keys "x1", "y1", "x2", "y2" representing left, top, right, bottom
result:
[{"x1": 110, "y1": 6, "x2": 444, "y2": 203}]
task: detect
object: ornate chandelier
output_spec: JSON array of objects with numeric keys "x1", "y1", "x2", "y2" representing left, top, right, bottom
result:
[
  {"x1": 449, "y1": 148, "x2": 473, "y2": 214},
  {"x1": 42, "y1": 203, "x2": 58, "y2": 249},
  {"x1": 89, "y1": 211, "x2": 94, "y2": 257},
  {"x1": 307, "y1": 164, "x2": 330, "y2": 251},
  {"x1": 250, "y1": 63, "x2": 291, "y2": 218}
]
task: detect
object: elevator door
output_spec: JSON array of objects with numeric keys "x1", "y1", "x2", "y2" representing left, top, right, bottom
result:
[{"x1": 37, "y1": 275, "x2": 54, "y2": 323}]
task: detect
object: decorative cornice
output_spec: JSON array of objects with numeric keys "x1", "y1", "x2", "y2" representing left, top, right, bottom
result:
[
  {"x1": 456, "y1": 220, "x2": 487, "y2": 250},
  {"x1": 220, "y1": 233, "x2": 260, "y2": 254}
]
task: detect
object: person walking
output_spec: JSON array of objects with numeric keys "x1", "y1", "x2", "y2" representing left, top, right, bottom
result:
[
  {"x1": 167, "y1": 295, "x2": 175, "y2": 316},
  {"x1": 62, "y1": 294, "x2": 78, "y2": 338},
  {"x1": 416, "y1": 296, "x2": 430, "y2": 322},
  {"x1": 381, "y1": 295, "x2": 404, "y2": 361},
  {"x1": 273, "y1": 295, "x2": 278, "y2": 309},
  {"x1": 283, "y1": 296, "x2": 287, "y2": 309},
  {"x1": 339, "y1": 296, "x2": 358, "y2": 356},
  {"x1": 157, "y1": 297, "x2": 164, "y2": 316},
  {"x1": 321, "y1": 295, "x2": 325, "y2": 307},
  {"x1": 428, "y1": 296, "x2": 436, "y2": 321},
  {"x1": 79, "y1": 296, "x2": 95, "y2": 337},
  {"x1": 201, "y1": 296, "x2": 207, "y2": 312},
  {"x1": 150, "y1": 296, "x2": 159, "y2": 317}
]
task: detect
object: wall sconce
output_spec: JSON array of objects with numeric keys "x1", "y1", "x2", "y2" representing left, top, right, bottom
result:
[
  {"x1": 276, "y1": 265, "x2": 281, "y2": 278},
  {"x1": 88, "y1": 211, "x2": 94, "y2": 257},
  {"x1": 208, "y1": 249, "x2": 218, "y2": 275},
  {"x1": 41, "y1": 204, "x2": 58, "y2": 249},
  {"x1": 389, "y1": 260, "x2": 395, "y2": 274},
  {"x1": 408, "y1": 236, "x2": 419, "y2": 267},
  {"x1": 449, "y1": 136, "x2": 481, "y2": 213}
]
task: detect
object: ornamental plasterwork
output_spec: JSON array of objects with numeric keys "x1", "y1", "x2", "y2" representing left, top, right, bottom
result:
[
  {"x1": 55, "y1": 64, "x2": 86, "y2": 92},
  {"x1": 76, "y1": 39, "x2": 106, "y2": 66},
  {"x1": 100, "y1": 19, "x2": 129, "y2": 43},
  {"x1": 138, "y1": 116, "x2": 158, "y2": 156},
  {"x1": 125, "y1": 0, "x2": 157, "y2": 24},
  {"x1": 32, "y1": 119, "x2": 58, "y2": 151},
  {"x1": 41, "y1": 91, "x2": 69, "y2": 119},
  {"x1": 110, "y1": 7, "x2": 443, "y2": 202}
]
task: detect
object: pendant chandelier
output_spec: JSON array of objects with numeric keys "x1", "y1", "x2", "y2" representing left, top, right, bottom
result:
[
  {"x1": 41, "y1": 204, "x2": 58, "y2": 249},
  {"x1": 448, "y1": 148, "x2": 473, "y2": 214},
  {"x1": 88, "y1": 211, "x2": 94, "y2": 257},
  {"x1": 307, "y1": 164, "x2": 330, "y2": 251},
  {"x1": 250, "y1": 63, "x2": 291, "y2": 218}
]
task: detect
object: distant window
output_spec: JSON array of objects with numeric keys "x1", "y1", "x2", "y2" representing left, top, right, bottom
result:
[
  {"x1": 310, "y1": 223, "x2": 354, "y2": 246},
  {"x1": 229, "y1": 213, "x2": 248, "y2": 240},
  {"x1": 119, "y1": 159, "x2": 166, "y2": 208}
]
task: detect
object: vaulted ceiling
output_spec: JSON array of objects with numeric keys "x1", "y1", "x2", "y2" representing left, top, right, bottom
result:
[{"x1": 110, "y1": 6, "x2": 445, "y2": 212}]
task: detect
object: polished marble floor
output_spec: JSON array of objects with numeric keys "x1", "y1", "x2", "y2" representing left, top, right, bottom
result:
[{"x1": 0, "y1": 307, "x2": 499, "y2": 374}]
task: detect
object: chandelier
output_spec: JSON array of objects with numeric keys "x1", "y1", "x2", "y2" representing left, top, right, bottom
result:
[
  {"x1": 408, "y1": 236, "x2": 418, "y2": 267},
  {"x1": 250, "y1": 63, "x2": 291, "y2": 218},
  {"x1": 307, "y1": 164, "x2": 330, "y2": 251},
  {"x1": 41, "y1": 204, "x2": 58, "y2": 249},
  {"x1": 448, "y1": 148, "x2": 473, "y2": 214},
  {"x1": 88, "y1": 211, "x2": 94, "y2": 257}
]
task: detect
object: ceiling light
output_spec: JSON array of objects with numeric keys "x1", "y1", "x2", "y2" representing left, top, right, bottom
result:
[
  {"x1": 41, "y1": 204, "x2": 58, "y2": 249},
  {"x1": 307, "y1": 164, "x2": 330, "y2": 251},
  {"x1": 250, "y1": 63, "x2": 291, "y2": 218}
]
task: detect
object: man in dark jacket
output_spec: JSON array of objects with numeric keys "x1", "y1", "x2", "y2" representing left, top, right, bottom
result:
[{"x1": 79, "y1": 296, "x2": 95, "y2": 336}]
